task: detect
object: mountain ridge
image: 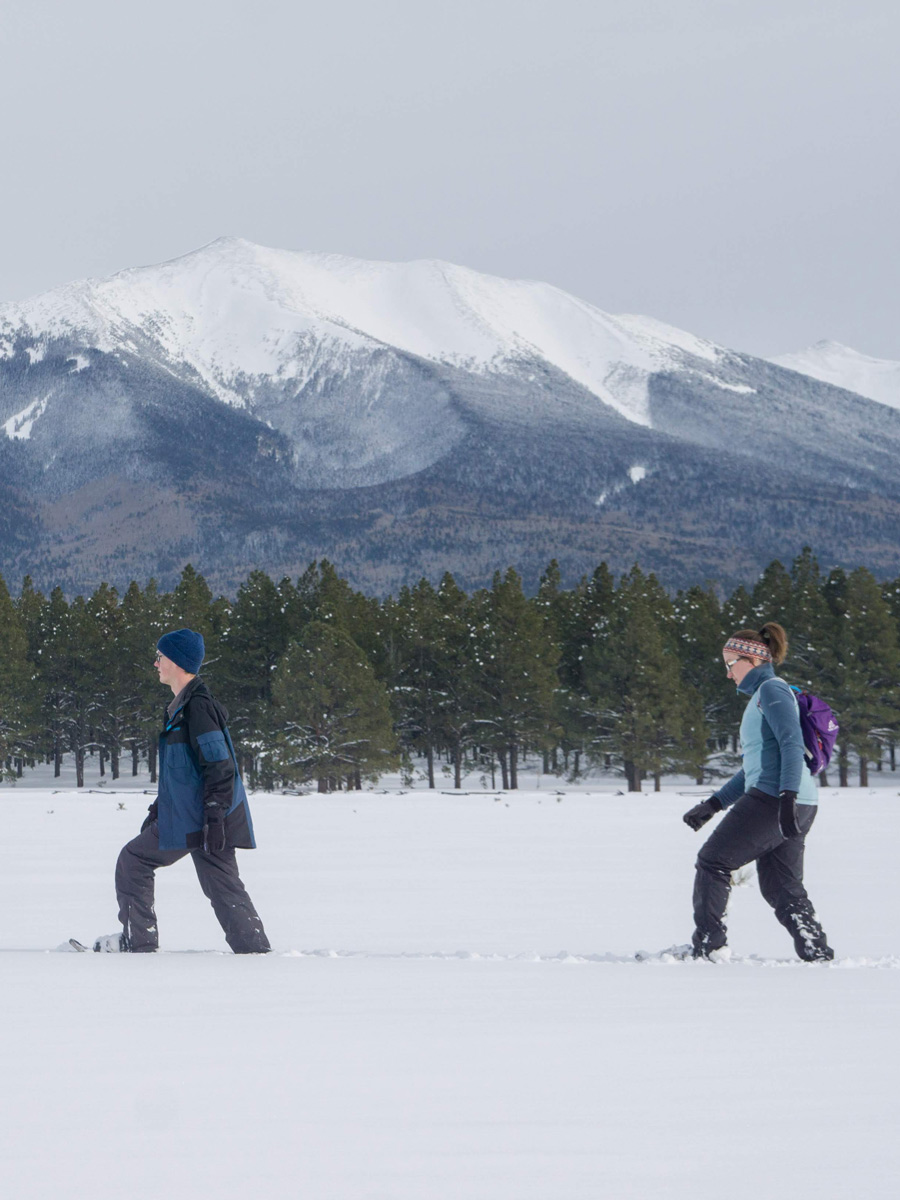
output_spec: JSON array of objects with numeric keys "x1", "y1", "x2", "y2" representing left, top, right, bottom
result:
[
  {"x1": 3, "y1": 239, "x2": 900, "y2": 594},
  {"x1": 770, "y1": 339, "x2": 900, "y2": 412}
]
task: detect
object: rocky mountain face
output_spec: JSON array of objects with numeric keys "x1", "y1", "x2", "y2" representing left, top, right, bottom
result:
[{"x1": 3, "y1": 238, "x2": 900, "y2": 595}]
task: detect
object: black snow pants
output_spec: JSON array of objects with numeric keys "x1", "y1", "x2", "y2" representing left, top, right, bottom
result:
[
  {"x1": 115, "y1": 821, "x2": 270, "y2": 954},
  {"x1": 692, "y1": 788, "x2": 832, "y2": 960}
]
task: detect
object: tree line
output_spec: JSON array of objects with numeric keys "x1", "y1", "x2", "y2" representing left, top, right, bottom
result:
[{"x1": 2, "y1": 548, "x2": 899, "y2": 792}]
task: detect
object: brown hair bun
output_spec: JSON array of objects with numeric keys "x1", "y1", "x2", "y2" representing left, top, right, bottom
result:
[{"x1": 758, "y1": 622, "x2": 788, "y2": 666}]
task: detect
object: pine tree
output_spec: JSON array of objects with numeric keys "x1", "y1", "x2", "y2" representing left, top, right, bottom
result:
[
  {"x1": 562, "y1": 563, "x2": 616, "y2": 693},
  {"x1": 0, "y1": 574, "x2": 38, "y2": 778},
  {"x1": 551, "y1": 563, "x2": 616, "y2": 779},
  {"x1": 269, "y1": 622, "x2": 398, "y2": 791},
  {"x1": 781, "y1": 548, "x2": 835, "y2": 686},
  {"x1": 750, "y1": 559, "x2": 793, "y2": 626},
  {"x1": 824, "y1": 567, "x2": 900, "y2": 785},
  {"x1": 218, "y1": 571, "x2": 294, "y2": 786},
  {"x1": 87, "y1": 583, "x2": 126, "y2": 780},
  {"x1": 432, "y1": 573, "x2": 481, "y2": 788},
  {"x1": 882, "y1": 572, "x2": 900, "y2": 632},
  {"x1": 16, "y1": 577, "x2": 49, "y2": 768},
  {"x1": 673, "y1": 584, "x2": 736, "y2": 778},
  {"x1": 388, "y1": 578, "x2": 458, "y2": 787},
  {"x1": 33, "y1": 587, "x2": 71, "y2": 777},
  {"x1": 881, "y1": 572, "x2": 900, "y2": 770},
  {"x1": 721, "y1": 583, "x2": 754, "y2": 634},
  {"x1": 36, "y1": 593, "x2": 106, "y2": 787},
  {"x1": 288, "y1": 560, "x2": 382, "y2": 667},
  {"x1": 118, "y1": 580, "x2": 166, "y2": 778},
  {"x1": 17, "y1": 576, "x2": 46, "y2": 662},
  {"x1": 468, "y1": 569, "x2": 559, "y2": 789},
  {"x1": 534, "y1": 560, "x2": 567, "y2": 647},
  {"x1": 780, "y1": 547, "x2": 841, "y2": 782},
  {"x1": 582, "y1": 567, "x2": 708, "y2": 791},
  {"x1": 386, "y1": 573, "x2": 480, "y2": 788},
  {"x1": 535, "y1": 560, "x2": 579, "y2": 775}
]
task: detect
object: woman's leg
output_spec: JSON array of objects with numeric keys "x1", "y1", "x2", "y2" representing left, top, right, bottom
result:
[
  {"x1": 756, "y1": 806, "x2": 833, "y2": 960},
  {"x1": 692, "y1": 790, "x2": 782, "y2": 957}
]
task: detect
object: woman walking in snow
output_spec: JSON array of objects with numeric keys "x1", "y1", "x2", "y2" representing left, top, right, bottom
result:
[{"x1": 681, "y1": 622, "x2": 833, "y2": 961}]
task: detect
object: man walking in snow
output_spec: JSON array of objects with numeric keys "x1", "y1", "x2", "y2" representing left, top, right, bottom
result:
[{"x1": 94, "y1": 628, "x2": 270, "y2": 953}]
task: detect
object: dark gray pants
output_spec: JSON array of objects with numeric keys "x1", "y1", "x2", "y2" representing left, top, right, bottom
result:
[
  {"x1": 115, "y1": 822, "x2": 270, "y2": 954},
  {"x1": 692, "y1": 789, "x2": 832, "y2": 960}
]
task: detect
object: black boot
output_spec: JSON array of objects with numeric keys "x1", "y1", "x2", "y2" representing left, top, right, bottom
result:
[{"x1": 778, "y1": 903, "x2": 833, "y2": 961}]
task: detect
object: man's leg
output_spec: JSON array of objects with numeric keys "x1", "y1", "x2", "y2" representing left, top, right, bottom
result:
[
  {"x1": 115, "y1": 822, "x2": 190, "y2": 952},
  {"x1": 191, "y1": 847, "x2": 270, "y2": 954},
  {"x1": 692, "y1": 790, "x2": 783, "y2": 956},
  {"x1": 756, "y1": 806, "x2": 833, "y2": 960}
]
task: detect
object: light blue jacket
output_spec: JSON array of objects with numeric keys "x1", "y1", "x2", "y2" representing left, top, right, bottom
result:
[{"x1": 715, "y1": 663, "x2": 818, "y2": 808}]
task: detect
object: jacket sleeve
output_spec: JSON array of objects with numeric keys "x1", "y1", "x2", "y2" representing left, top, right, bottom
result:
[
  {"x1": 185, "y1": 696, "x2": 235, "y2": 816},
  {"x1": 714, "y1": 769, "x2": 745, "y2": 808},
  {"x1": 757, "y1": 679, "x2": 805, "y2": 794}
]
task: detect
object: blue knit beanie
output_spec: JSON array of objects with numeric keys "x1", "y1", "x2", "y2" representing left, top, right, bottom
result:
[{"x1": 157, "y1": 628, "x2": 205, "y2": 674}]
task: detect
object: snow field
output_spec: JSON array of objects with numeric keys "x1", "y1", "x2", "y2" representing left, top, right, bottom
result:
[{"x1": 1, "y1": 785, "x2": 899, "y2": 1199}]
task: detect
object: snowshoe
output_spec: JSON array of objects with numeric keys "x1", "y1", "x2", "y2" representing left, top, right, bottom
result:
[
  {"x1": 93, "y1": 932, "x2": 126, "y2": 953},
  {"x1": 634, "y1": 944, "x2": 694, "y2": 962}
]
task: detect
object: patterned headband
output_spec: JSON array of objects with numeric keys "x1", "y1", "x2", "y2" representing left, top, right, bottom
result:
[{"x1": 724, "y1": 636, "x2": 772, "y2": 662}]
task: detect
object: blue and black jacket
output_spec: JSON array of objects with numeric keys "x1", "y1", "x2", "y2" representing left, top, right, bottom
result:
[{"x1": 153, "y1": 677, "x2": 256, "y2": 852}]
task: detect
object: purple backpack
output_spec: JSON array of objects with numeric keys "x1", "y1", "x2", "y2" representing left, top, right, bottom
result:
[{"x1": 790, "y1": 686, "x2": 839, "y2": 775}]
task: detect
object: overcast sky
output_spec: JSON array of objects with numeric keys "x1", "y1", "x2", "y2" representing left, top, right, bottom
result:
[{"x1": 1, "y1": 0, "x2": 897, "y2": 358}]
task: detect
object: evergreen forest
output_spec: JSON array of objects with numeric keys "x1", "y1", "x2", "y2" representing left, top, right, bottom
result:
[{"x1": 2, "y1": 548, "x2": 899, "y2": 793}]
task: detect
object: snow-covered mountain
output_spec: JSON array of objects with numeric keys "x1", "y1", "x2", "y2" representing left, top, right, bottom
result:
[
  {"x1": 4, "y1": 239, "x2": 900, "y2": 593},
  {"x1": 1, "y1": 236, "x2": 724, "y2": 430},
  {"x1": 770, "y1": 341, "x2": 900, "y2": 412}
]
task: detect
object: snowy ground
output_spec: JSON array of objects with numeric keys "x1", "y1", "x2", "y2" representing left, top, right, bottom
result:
[{"x1": 1, "y1": 767, "x2": 899, "y2": 1199}]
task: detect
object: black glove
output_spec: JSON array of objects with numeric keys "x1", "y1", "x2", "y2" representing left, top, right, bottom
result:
[
  {"x1": 778, "y1": 790, "x2": 801, "y2": 839},
  {"x1": 203, "y1": 810, "x2": 227, "y2": 854},
  {"x1": 140, "y1": 802, "x2": 158, "y2": 832},
  {"x1": 683, "y1": 795, "x2": 722, "y2": 831}
]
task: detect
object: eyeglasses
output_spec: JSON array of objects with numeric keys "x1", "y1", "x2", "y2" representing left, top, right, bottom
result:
[
  {"x1": 724, "y1": 657, "x2": 749, "y2": 675},
  {"x1": 154, "y1": 652, "x2": 162, "y2": 663}
]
